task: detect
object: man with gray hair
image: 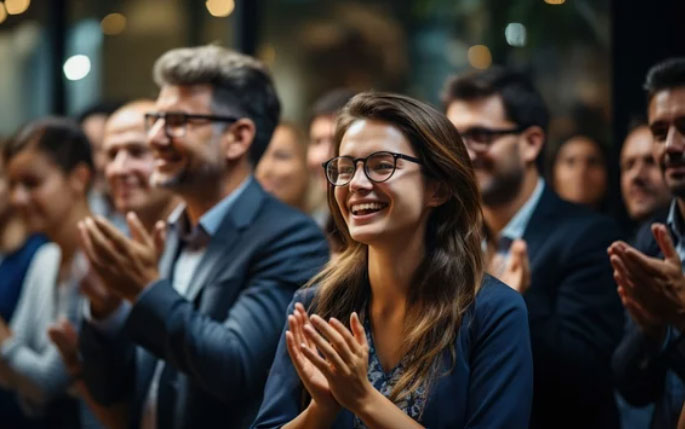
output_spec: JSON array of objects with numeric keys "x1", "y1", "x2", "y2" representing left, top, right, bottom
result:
[{"x1": 77, "y1": 45, "x2": 329, "y2": 428}]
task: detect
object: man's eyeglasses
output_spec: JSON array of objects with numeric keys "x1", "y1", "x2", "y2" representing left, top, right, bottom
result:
[
  {"x1": 650, "y1": 117, "x2": 685, "y2": 142},
  {"x1": 459, "y1": 125, "x2": 527, "y2": 151},
  {"x1": 322, "y1": 151, "x2": 422, "y2": 186},
  {"x1": 144, "y1": 112, "x2": 239, "y2": 138}
]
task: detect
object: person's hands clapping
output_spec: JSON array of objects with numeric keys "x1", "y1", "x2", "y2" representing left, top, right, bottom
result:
[
  {"x1": 300, "y1": 311, "x2": 373, "y2": 416},
  {"x1": 609, "y1": 223, "x2": 685, "y2": 336},
  {"x1": 285, "y1": 303, "x2": 340, "y2": 420}
]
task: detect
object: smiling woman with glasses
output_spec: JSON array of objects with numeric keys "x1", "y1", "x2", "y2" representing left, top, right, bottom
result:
[{"x1": 253, "y1": 92, "x2": 533, "y2": 429}]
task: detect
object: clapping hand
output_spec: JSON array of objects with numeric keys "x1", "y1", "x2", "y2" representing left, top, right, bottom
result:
[
  {"x1": 286, "y1": 303, "x2": 340, "y2": 418},
  {"x1": 47, "y1": 319, "x2": 81, "y2": 378},
  {"x1": 78, "y1": 213, "x2": 165, "y2": 302},
  {"x1": 299, "y1": 310, "x2": 372, "y2": 415},
  {"x1": 489, "y1": 239, "x2": 531, "y2": 294},
  {"x1": 608, "y1": 223, "x2": 685, "y2": 337}
]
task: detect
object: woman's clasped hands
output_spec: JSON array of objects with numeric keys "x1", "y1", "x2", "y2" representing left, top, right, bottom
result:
[{"x1": 285, "y1": 302, "x2": 374, "y2": 420}]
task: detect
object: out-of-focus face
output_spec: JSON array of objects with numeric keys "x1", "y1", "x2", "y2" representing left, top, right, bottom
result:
[
  {"x1": 308, "y1": 115, "x2": 337, "y2": 190},
  {"x1": 82, "y1": 113, "x2": 109, "y2": 192},
  {"x1": 620, "y1": 126, "x2": 671, "y2": 221},
  {"x1": 147, "y1": 85, "x2": 225, "y2": 192},
  {"x1": 104, "y1": 103, "x2": 174, "y2": 217},
  {"x1": 553, "y1": 137, "x2": 607, "y2": 207},
  {"x1": 0, "y1": 160, "x2": 10, "y2": 218},
  {"x1": 333, "y1": 119, "x2": 434, "y2": 246},
  {"x1": 446, "y1": 95, "x2": 525, "y2": 206},
  {"x1": 649, "y1": 86, "x2": 685, "y2": 199},
  {"x1": 256, "y1": 125, "x2": 309, "y2": 210},
  {"x1": 7, "y1": 149, "x2": 77, "y2": 237}
]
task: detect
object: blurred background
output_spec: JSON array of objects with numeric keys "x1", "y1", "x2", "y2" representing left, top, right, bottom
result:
[{"x1": 0, "y1": 0, "x2": 684, "y2": 221}]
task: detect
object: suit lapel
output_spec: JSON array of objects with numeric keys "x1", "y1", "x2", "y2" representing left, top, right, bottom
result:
[
  {"x1": 521, "y1": 185, "x2": 556, "y2": 264},
  {"x1": 185, "y1": 221, "x2": 239, "y2": 301},
  {"x1": 184, "y1": 179, "x2": 266, "y2": 302},
  {"x1": 159, "y1": 204, "x2": 184, "y2": 278}
]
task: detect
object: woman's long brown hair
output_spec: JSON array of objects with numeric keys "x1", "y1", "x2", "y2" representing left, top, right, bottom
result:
[{"x1": 306, "y1": 92, "x2": 484, "y2": 402}]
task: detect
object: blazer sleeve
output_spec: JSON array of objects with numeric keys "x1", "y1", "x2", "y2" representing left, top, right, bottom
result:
[
  {"x1": 79, "y1": 317, "x2": 137, "y2": 405},
  {"x1": 612, "y1": 317, "x2": 668, "y2": 406},
  {"x1": 123, "y1": 217, "x2": 328, "y2": 403},
  {"x1": 251, "y1": 292, "x2": 311, "y2": 429},
  {"x1": 526, "y1": 216, "x2": 624, "y2": 400},
  {"x1": 465, "y1": 281, "x2": 533, "y2": 429}
]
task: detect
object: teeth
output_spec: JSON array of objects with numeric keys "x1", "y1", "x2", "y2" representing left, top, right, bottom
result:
[{"x1": 351, "y1": 202, "x2": 386, "y2": 214}]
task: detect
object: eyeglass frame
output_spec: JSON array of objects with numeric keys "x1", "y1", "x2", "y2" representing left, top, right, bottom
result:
[
  {"x1": 459, "y1": 124, "x2": 528, "y2": 151},
  {"x1": 321, "y1": 151, "x2": 423, "y2": 186},
  {"x1": 144, "y1": 112, "x2": 239, "y2": 138}
]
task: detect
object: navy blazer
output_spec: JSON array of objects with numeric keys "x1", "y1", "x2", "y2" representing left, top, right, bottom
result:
[
  {"x1": 79, "y1": 179, "x2": 330, "y2": 429},
  {"x1": 252, "y1": 275, "x2": 533, "y2": 429},
  {"x1": 612, "y1": 209, "x2": 685, "y2": 428},
  {"x1": 522, "y1": 186, "x2": 624, "y2": 429}
]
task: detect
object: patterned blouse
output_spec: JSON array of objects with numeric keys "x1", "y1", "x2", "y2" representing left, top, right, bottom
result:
[{"x1": 352, "y1": 317, "x2": 428, "y2": 428}]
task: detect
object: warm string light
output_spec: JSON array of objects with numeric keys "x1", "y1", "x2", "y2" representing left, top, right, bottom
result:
[
  {"x1": 101, "y1": 12, "x2": 126, "y2": 35},
  {"x1": 5, "y1": 0, "x2": 30, "y2": 15},
  {"x1": 206, "y1": 0, "x2": 235, "y2": 17},
  {"x1": 0, "y1": 3, "x2": 7, "y2": 24}
]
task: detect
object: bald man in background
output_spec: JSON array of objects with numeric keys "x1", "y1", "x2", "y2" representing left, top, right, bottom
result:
[{"x1": 49, "y1": 100, "x2": 179, "y2": 428}]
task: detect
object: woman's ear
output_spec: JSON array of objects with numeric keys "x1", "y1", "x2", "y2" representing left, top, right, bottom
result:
[
  {"x1": 426, "y1": 180, "x2": 451, "y2": 208},
  {"x1": 68, "y1": 164, "x2": 92, "y2": 195},
  {"x1": 223, "y1": 118, "x2": 257, "y2": 162},
  {"x1": 519, "y1": 125, "x2": 545, "y2": 164}
]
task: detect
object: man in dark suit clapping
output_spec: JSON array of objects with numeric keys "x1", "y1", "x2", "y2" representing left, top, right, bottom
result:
[
  {"x1": 76, "y1": 45, "x2": 329, "y2": 429},
  {"x1": 611, "y1": 57, "x2": 685, "y2": 429},
  {"x1": 443, "y1": 67, "x2": 624, "y2": 429}
]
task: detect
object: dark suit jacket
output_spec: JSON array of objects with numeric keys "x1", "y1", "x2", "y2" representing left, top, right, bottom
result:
[
  {"x1": 79, "y1": 179, "x2": 329, "y2": 429},
  {"x1": 252, "y1": 275, "x2": 533, "y2": 429},
  {"x1": 612, "y1": 209, "x2": 685, "y2": 428},
  {"x1": 522, "y1": 186, "x2": 624, "y2": 429}
]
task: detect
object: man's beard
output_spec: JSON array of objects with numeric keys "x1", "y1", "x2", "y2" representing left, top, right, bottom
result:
[
  {"x1": 479, "y1": 167, "x2": 525, "y2": 207},
  {"x1": 663, "y1": 152, "x2": 685, "y2": 198}
]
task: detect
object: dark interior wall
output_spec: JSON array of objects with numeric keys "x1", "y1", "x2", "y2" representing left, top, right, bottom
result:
[{"x1": 611, "y1": 0, "x2": 685, "y2": 230}]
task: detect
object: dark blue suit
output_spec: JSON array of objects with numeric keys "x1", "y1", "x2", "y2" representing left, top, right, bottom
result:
[
  {"x1": 252, "y1": 275, "x2": 533, "y2": 429},
  {"x1": 79, "y1": 180, "x2": 329, "y2": 429},
  {"x1": 522, "y1": 186, "x2": 624, "y2": 428},
  {"x1": 612, "y1": 210, "x2": 685, "y2": 429}
]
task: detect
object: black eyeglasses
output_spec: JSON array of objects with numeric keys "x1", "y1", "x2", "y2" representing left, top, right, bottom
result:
[
  {"x1": 144, "y1": 112, "x2": 239, "y2": 138},
  {"x1": 322, "y1": 151, "x2": 422, "y2": 186},
  {"x1": 459, "y1": 125, "x2": 527, "y2": 151}
]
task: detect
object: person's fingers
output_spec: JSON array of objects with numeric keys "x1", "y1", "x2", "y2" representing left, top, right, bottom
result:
[
  {"x1": 653, "y1": 223, "x2": 681, "y2": 266},
  {"x1": 610, "y1": 255, "x2": 639, "y2": 293},
  {"x1": 622, "y1": 246, "x2": 667, "y2": 279},
  {"x1": 329, "y1": 317, "x2": 359, "y2": 352},
  {"x1": 300, "y1": 342, "x2": 333, "y2": 378},
  {"x1": 153, "y1": 220, "x2": 167, "y2": 258},
  {"x1": 91, "y1": 216, "x2": 131, "y2": 254},
  {"x1": 83, "y1": 218, "x2": 125, "y2": 265},
  {"x1": 310, "y1": 315, "x2": 354, "y2": 363},
  {"x1": 289, "y1": 315, "x2": 306, "y2": 353},
  {"x1": 285, "y1": 330, "x2": 306, "y2": 373},
  {"x1": 350, "y1": 312, "x2": 367, "y2": 348},
  {"x1": 303, "y1": 323, "x2": 347, "y2": 371},
  {"x1": 78, "y1": 221, "x2": 104, "y2": 269},
  {"x1": 125, "y1": 212, "x2": 152, "y2": 247},
  {"x1": 295, "y1": 305, "x2": 315, "y2": 349}
]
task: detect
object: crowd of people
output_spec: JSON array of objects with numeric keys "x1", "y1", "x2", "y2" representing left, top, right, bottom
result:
[{"x1": 0, "y1": 43, "x2": 683, "y2": 429}]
